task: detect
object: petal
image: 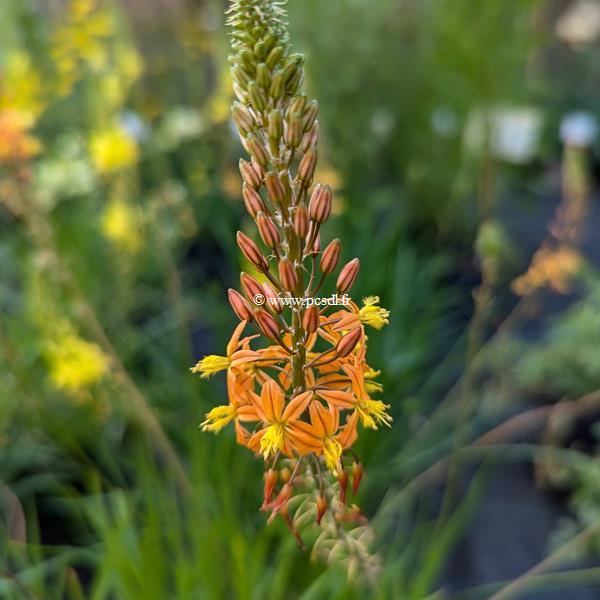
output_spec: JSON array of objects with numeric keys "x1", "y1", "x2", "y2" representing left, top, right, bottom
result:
[
  {"x1": 261, "y1": 378, "x2": 285, "y2": 421},
  {"x1": 315, "y1": 389, "x2": 355, "y2": 409},
  {"x1": 286, "y1": 421, "x2": 323, "y2": 454},
  {"x1": 336, "y1": 411, "x2": 359, "y2": 448},
  {"x1": 282, "y1": 390, "x2": 312, "y2": 422},
  {"x1": 237, "y1": 404, "x2": 260, "y2": 422},
  {"x1": 226, "y1": 320, "x2": 248, "y2": 356},
  {"x1": 248, "y1": 390, "x2": 266, "y2": 421},
  {"x1": 309, "y1": 402, "x2": 337, "y2": 436}
]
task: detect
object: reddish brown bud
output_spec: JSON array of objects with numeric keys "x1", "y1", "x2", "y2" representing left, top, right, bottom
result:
[
  {"x1": 336, "y1": 258, "x2": 360, "y2": 293},
  {"x1": 278, "y1": 258, "x2": 298, "y2": 291},
  {"x1": 267, "y1": 482, "x2": 292, "y2": 523},
  {"x1": 239, "y1": 159, "x2": 262, "y2": 189},
  {"x1": 242, "y1": 184, "x2": 266, "y2": 217},
  {"x1": 290, "y1": 94, "x2": 308, "y2": 115},
  {"x1": 339, "y1": 470, "x2": 349, "y2": 504},
  {"x1": 304, "y1": 100, "x2": 319, "y2": 131},
  {"x1": 228, "y1": 288, "x2": 254, "y2": 322},
  {"x1": 297, "y1": 147, "x2": 317, "y2": 186},
  {"x1": 237, "y1": 231, "x2": 268, "y2": 271},
  {"x1": 320, "y1": 239, "x2": 341, "y2": 274},
  {"x1": 316, "y1": 495, "x2": 327, "y2": 525},
  {"x1": 308, "y1": 184, "x2": 332, "y2": 224},
  {"x1": 351, "y1": 462, "x2": 364, "y2": 496},
  {"x1": 256, "y1": 212, "x2": 280, "y2": 248},
  {"x1": 240, "y1": 272, "x2": 265, "y2": 303},
  {"x1": 263, "y1": 282, "x2": 283, "y2": 314},
  {"x1": 255, "y1": 309, "x2": 282, "y2": 340},
  {"x1": 302, "y1": 305, "x2": 320, "y2": 334},
  {"x1": 336, "y1": 327, "x2": 362, "y2": 358},
  {"x1": 231, "y1": 102, "x2": 254, "y2": 135},
  {"x1": 245, "y1": 133, "x2": 269, "y2": 168},
  {"x1": 300, "y1": 122, "x2": 319, "y2": 154},
  {"x1": 261, "y1": 468, "x2": 278, "y2": 509},
  {"x1": 293, "y1": 204, "x2": 309, "y2": 238},
  {"x1": 265, "y1": 172, "x2": 286, "y2": 205}
]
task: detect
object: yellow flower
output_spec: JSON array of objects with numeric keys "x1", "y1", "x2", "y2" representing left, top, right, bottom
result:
[
  {"x1": 200, "y1": 405, "x2": 237, "y2": 432},
  {"x1": 46, "y1": 334, "x2": 109, "y2": 392},
  {"x1": 102, "y1": 198, "x2": 143, "y2": 253},
  {"x1": 0, "y1": 52, "x2": 44, "y2": 119},
  {"x1": 359, "y1": 296, "x2": 390, "y2": 329},
  {"x1": 89, "y1": 125, "x2": 138, "y2": 174},
  {"x1": 191, "y1": 355, "x2": 231, "y2": 379}
]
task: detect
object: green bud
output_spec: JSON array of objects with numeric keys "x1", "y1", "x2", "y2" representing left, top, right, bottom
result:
[
  {"x1": 290, "y1": 94, "x2": 307, "y2": 115},
  {"x1": 285, "y1": 112, "x2": 303, "y2": 148},
  {"x1": 254, "y1": 41, "x2": 267, "y2": 60},
  {"x1": 266, "y1": 45, "x2": 284, "y2": 70},
  {"x1": 270, "y1": 70, "x2": 285, "y2": 101},
  {"x1": 286, "y1": 68, "x2": 303, "y2": 95},
  {"x1": 232, "y1": 102, "x2": 254, "y2": 135},
  {"x1": 303, "y1": 100, "x2": 318, "y2": 131},
  {"x1": 232, "y1": 64, "x2": 251, "y2": 89},
  {"x1": 256, "y1": 63, "x2": 271, "y2": 90},
  {"x1": 248, "y1": 82, "x2": 267, "y2": 112},
  {"x1": 239, "y1": 49, "x2": 256, "y2": 73},
  {"x1": 246, "y1": 133, "x2": 269, "y2": 168},
  {"x1": 268, "y1": 109, "x2": 283, "y2": 141}
]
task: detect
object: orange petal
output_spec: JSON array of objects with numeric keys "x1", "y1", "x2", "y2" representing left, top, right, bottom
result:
[
  {"x1": 226, "y1": 320, "x2": 248, "y2": 356},
  {"x1": 286, "y1": 421, "x2": 322, "y2": 454},
  {"x1": 316, "y1": 389, "x2": 355, "y2": 409},
  {"x1": 282, "y1": 390, "x2": 312, "y2": 422},
  {"x1": 237, "y1": 404, "x2": 260, "y2": 422},
  {"x1": 336, "y1": 411, "x2": 359, "y2": 448},
  {"x1": 261, "y1": 378, "x2": 285, "y2": 421},
  {"x1": 309, "y1": 401, "x2": 338, "y2": 436}
]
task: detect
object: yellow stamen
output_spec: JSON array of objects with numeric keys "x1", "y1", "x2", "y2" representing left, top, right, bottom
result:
[
  {"x1": 322, "y1": 437, "x2": 343, "y2": 473},
  {"x1": 191, "y1": 355, "x2": 231, "y2": 379},
  {"x1": 359, "y1": 296, "x2": 390, "y2": 329},
  {"x1": 356, "y1": 399, "x2": 392, "y2": 429},
  {"x1": 200, "y1": 405, "x2": 237, "y2": 432},
  {"x1": 260, "y1": 423, "x2": 286, "y2": 458}
]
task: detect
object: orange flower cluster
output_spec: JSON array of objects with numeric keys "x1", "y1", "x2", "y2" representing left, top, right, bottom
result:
[{"x1": 193, "y1": 0, "x2": 390, "y2": 528}]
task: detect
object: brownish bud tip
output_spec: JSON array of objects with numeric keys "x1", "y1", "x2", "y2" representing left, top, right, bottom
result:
[
  {"x1": 278, "y1": 258, "x2": 299, "y2": 292},
  {"x1": 316, "y1": 495, "x2": 328, "y2": 525},
  {"x1": 351, "y1": 462, "x2": 364, "y2": 496},
  {"x1": 240, "y1": 272, "x2": 265, "y2": 303},
  {"x1": 237, "y1": 231, "x2": 268, "y2": 271},
  {"x1": 228, "y1": 288, "x2": 254, "y2": 322},
  {"x1": 339, "y1": 470, "x2": 349, "y2": 504},
  {"x1": 232, "y1": 102, "x2": 254, "y2": 135},
  {"x1": 239, "y1": 159, "x2": 262, "y2": 189},
  {"x1": 256, "y1": 212, "x2": 280, "y2": 248},
  {"x1": 265, "y1": 172, "x2": 286, "y2": 205},
  {"x1": 336, "y1": 326, "x2": 362, "y2": 358},
  {"x1": 245, "y1": 133, "x2": 269, "y2": 168},
  {"x1": 290, "y1": 94, "x2": 308, "y2": 115},
  {"x1": 336, "y1": 258, "x2": 360, "y2": 293},
  {"x1": 320, "y1": 239, "x2": 341, "y2": 274},
  {"x1": 297, "y1": 147, "x2": 317, "y2": 187},
  {"x1": 242, "y1": 184, "x2": 266, "y2": 217},
  {"x1": 304, "y1": 100, "x2": 319, "y2": 131},
  {"x1": 302, "y1": 305, "x2": 320, "y2": 334},
  {"x1": 308, "y1": 184, "x2": 332, "y2": 224},
  {"x1": 255, "y1": 309, "x2": 282, "y2": 340},
  {"x1": 263, "y1": 281, "x2": 282, "y2": 314},
  {"x1": 293, "y1": 204, "x2": 309, "y2": 238}
]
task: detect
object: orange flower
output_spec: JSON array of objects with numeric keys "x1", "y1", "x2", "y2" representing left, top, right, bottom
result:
[
  {"x1": 343, "y1": 363, "x2": 392, "y2": 429},
  {"x1": 248, "y1": 379, "x2": 320, "y2": 458}
]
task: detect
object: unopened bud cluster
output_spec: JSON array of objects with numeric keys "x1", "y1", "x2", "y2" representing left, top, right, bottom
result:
[{"x1": 193, "y1": 0, "x2": 391, "y2": 544}]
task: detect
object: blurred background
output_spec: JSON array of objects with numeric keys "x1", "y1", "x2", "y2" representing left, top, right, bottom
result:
[{"x1": 2, "y1": 0, "x2": 600, "y2": 598}]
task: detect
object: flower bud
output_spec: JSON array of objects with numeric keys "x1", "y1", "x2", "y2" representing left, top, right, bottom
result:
[
  {"x1": 297, "y1": 147, "x2": 317, "y2": 186},
  {"x1": 245, "y1": 133, "x2": 269, "y2": 168},
  {"x1": 285, "y1": 112, "x2": 303, "y2": 148},
  {"x1": 308, "y1": 184, "x2": 332, "y2": 224},
  {"x1": 290, "y1": 94, "x2": 307, "y2": 115},
  {"x1": 320, "y1": 239, "x2": 341, "y2": 274},
  {"x1": 283, "y1": 54, "x2": 304, "y2": 83},
  {"x1": 239, "y1": 49, "x2": 255, "y2": 73},
  {"x1": 253, "y1": 40, "x2": 267, "y2": 60},
  {"x1": 228, "y1": 289, "x2": 254, "y2": 322},
  {"x1": 248, "y1": 82, "x2": 267, "y2": 112},
  {"x1": 242, "y1": 184, "x2": 266, "y2": 217},
  {"x1": 286, "y1": 68, "x2": 303, "y2": 95},
  {"x1": 336, "y1": 327, "x2": 362, "y2": 358},
  {"x1": 232, "y1": 102, "x2": 254, "y2": 135},
  {"x1": 240, "y1": 272, "x2": 265, "y2": 303},
  {"x1": 351, "y1": 462, "x2": 364, "y2": 496},
  {"x1": 237, "y1": 231, "x2": 268, "y2": 271},
  {"x1": 256, "y1": 62, "x2": 270, "y2": 90},
  {"x1": 261, "y1": 468, "x2": 278, "y2": 509},
  {"x1": 300, "y1": 122, "x2": 319, "y2": 154},
  {"x1": 256, "y1": 309, "x2": 282, "y2": 340},
  {"x1": 232, "y1": 64, "x2": 251, "y2": 89},
  {"x1": 263, "y1": 281, "x2": 282, "y2": 314},
  {"x1": 268, "y1": 109, "x2": 283, "y2": 141},
  {"x1": 316, "y1": 495, "x2": 327, "y2": 525},
  {"x1": 265, "y1": 172, "x2": 286, "y2": 205},
  {"x1": 293, "y1": 204, "x2": 309, "y2": 238},
  {"x1": 270, "y1": 70, "x2": 285, "y2": 101},
  {"x1": 266, "y1": 45, "x2": 284, "y2": 70},
  {"x1": 279, "y1": 467, "x2": 291, "y2": 483},
  {"x1": 302, "y1": 305, "x2": 320, "y2": 334},
  {"x1": 339, "y1": 470, "x2": 349, "y2": 504},
  {"x1": 257, "y1": 212, "x2": 280, "y2": 248},
  {"x1": 278, "y1": 258, "x2": 298, "y2": 291},
  {"x1": 336, "y1": 258, "x2": 360, "y2": 293},
  {"x1": 304, "y1": 100, "x2": 319, "y2": 131},
  {"x1": 239, "y1": 159, "x2": 262, "y2": 189}
]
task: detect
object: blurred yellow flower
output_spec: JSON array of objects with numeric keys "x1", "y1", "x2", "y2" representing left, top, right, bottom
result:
[
  {"x1": 46, "y1": 334, "x2": 109, "y2": 392},
  {"x1": 90, "y1": 125, "x2": 138, "y2": 174},
  {"x1": 102, "y1": 198, "x2": 143, "y2": 253},
  {"x1": 0, "y1": 52, "x2": 44, "y2": 120},
  {"x1": 0, "y1": 109, "x2": 41, "y2": 165}
]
